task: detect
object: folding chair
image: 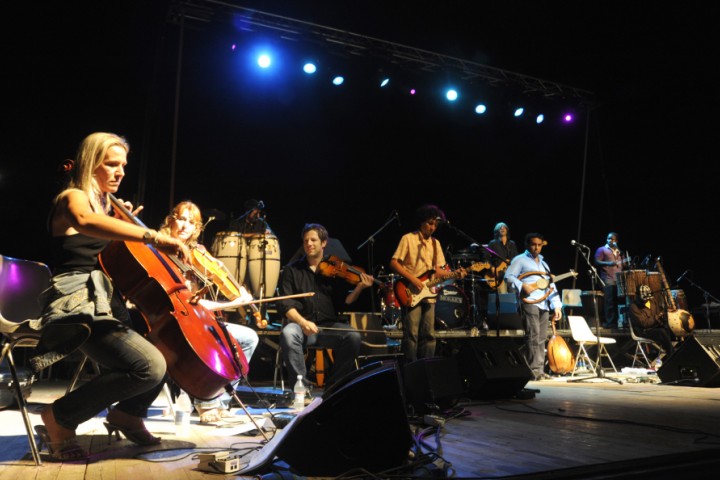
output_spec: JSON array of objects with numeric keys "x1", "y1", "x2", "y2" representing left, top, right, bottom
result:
[{"x1": 567, "y1": 315, "x2": 618, "y2": 376}]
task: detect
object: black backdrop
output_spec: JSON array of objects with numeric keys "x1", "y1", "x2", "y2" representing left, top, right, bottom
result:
[{"x1": 3, "y1": 1, "x2": 718, "y2": 319}]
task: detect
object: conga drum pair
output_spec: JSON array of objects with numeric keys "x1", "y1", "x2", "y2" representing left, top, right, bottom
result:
[
  {"x1": 211, "y1": 232, "x2": 281, "y2": 298},
  {"x1": 616, "y1": 270, "x2": 662, "y2": 297}
]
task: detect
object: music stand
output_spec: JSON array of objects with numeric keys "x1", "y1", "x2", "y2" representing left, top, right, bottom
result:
[{"x1": 569, "y1": 244, "x2": 622, "y2": 384}]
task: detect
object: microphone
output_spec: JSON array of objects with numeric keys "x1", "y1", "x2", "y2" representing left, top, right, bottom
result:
[
  {"x1": 256, "y1": 200, "x2": 265, "y2": 210},
  {"x1": 676, "y1": 270, "x2": 688, "y2": 283},
  {"x1": 570, "y1": 240, "x2": 589, "y2": 249},
  {"x1": 436, "y1": 217, "x2": 449, "y2": 225}
]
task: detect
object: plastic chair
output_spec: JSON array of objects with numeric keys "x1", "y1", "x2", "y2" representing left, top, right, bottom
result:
[
  {"x1": 561, "y1": 289, "x2": 583, "y2": 330},
  {"x1": 627, "y1": 318, "x2": 661, "y2": 369},
  {"x1": 567, "y1": 315, "x2": 618, "y2": 376},
  {"x1": 0, "y1": 255, "x2": 52, "y2": 465},
  {"x1": 1, "y1": 255, "x2": 176, "y2": 465}
]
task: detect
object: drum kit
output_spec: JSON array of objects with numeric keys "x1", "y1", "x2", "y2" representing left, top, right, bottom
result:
[{"x1": 211, "y1": 231, "x2": 281, "y2": 299}]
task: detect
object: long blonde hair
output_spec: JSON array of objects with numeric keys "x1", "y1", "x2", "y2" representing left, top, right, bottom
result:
[
  {"x1": 158, "y1": 201, "x2": 203, "y2": 248},
  {"x1": 58, "y1": 132, "x2": 130, "y2": 213}
]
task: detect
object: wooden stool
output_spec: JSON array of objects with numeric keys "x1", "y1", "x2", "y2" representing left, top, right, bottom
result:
[{"x1": 308, "y1": 347, "x2": 334, "y2": 387}]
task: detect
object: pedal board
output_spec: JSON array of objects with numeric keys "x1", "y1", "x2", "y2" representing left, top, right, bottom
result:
[{"x1": 231, "y1": 386, "x2": 292, "y2": 408}]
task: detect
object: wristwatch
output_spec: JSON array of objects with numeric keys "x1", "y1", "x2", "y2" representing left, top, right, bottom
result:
[{"x1": 142, "y1": 230, "x2": 156, "y2": 244}]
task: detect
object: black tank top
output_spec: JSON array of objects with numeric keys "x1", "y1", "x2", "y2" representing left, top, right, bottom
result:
[{"x1": 50, "y1": 233, "x2": 110, "y2": 274}]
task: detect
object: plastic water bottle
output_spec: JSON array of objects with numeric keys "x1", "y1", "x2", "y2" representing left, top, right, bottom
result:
[
  {"x1": 293, "y1": 375, "x2": 306, "y2": 410},
  {"x1": 175, "y1": 391, "x2": 192, "y2": 434}
]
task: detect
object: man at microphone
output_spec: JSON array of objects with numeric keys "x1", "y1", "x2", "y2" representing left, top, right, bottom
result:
[
  {"x1": 230, "y1": 199, "x2": 274, "y2": 236},
  {"x1": 389, "y1": 204, "x2": 466, "y2": 362},
  {"x1": 593, "y1": 232, "x2": 627, "y2": 329}
]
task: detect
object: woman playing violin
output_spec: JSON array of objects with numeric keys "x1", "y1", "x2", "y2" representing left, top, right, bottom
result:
[
  {"x1": 32, "y1": 132, "x2": 188, "y2": 460},
  {"x1": 158, "y1": 201, "x2": 260, "y2": 423}
]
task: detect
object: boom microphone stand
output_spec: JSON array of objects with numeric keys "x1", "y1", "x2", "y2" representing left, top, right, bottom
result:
[
  {"x1": 679, "y1": 275, "x2": 719, "y2": 331},
  {"x1": 357, "y1": 210, "x2": 400, "y2": 319},
  {"x1": 569, "y1": 243, "x2": 622, "y2": 384}
]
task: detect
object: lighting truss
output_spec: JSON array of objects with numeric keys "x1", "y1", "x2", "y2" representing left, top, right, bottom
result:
[{"x1": 167, "y1": 0, "x2": 595, "y2": 106}]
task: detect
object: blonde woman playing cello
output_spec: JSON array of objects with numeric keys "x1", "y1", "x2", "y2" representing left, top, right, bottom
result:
[{"x1": 159, "y1": 201, "x2": 260, "y2": 423}]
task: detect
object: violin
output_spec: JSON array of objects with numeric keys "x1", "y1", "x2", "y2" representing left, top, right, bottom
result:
[
  {"x1": 190, "y1": 247, "x2": 267, "y2": 329},
  {"x1": 317, "y1": 255, "x2": 384, "y2": 288}
]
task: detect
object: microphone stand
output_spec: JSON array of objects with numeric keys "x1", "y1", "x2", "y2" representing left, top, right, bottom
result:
[
  {"x1": 679, "y1": 276, "x2": 719, "y2": 331},
  {"x1": 569, "y1": 245, "x2": 622, "y2": 384},
  {"x1": 442, "y1": 224, "x2": 487, "y2": 333},
  {"x1": 357, "y1": 211, "x2": 398, "y2": 320}
]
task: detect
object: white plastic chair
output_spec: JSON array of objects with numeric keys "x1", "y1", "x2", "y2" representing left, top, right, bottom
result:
[{"x1": 568, "y1": 315, "x2": 618, "y2": 376}]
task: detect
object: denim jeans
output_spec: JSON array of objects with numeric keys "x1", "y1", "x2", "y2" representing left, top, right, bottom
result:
[
  {"x1": 402, "y1": 302, "x2": 436, "y2": 363},
  {"x1": 280, "y1": 321, "x2": 361, "y2": 386},
  {"x1": 194, "y1": 322, "x2": 259, "y2": 410},
  {"x1": 52, "y1": 322, "x2": 167, "y2": 430}
]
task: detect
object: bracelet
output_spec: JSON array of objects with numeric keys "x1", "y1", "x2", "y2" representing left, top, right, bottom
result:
[{"x1": 142, "y1": 229, "x2": 156, "y2": 244}]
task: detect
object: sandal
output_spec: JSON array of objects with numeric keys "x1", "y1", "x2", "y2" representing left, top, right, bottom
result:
[
  {"x1": 104, "y1": 422, "x2": 162, "y2": 446},
  {"x1": 198, "y1": 407, "x2": 235, "y2": 424},
  {"x1": 34, "y1": 425, "x2": 88, "y2": 461}
]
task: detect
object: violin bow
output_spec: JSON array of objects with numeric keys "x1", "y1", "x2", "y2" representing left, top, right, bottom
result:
[{"x1": 198, "y1": 292, "x2": 315, "y2": 311}]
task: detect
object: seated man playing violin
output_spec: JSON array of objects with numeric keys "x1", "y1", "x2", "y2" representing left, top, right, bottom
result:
[
  {"x1": 277, "y1": 223, "x2": 373, "y2": 389},
  {"x1": 159, "y1": 201, "x2": 260, "y2": 423}
]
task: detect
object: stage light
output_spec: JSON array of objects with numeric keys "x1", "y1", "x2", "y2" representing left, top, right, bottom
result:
[
  {"x1": 446, "y1": 89, "x2": 458, "y2": 101},
  {"x1": 563, "y1": 113, "x2": 574, "y2": 123},
  {"x1": 409, "y1": 88, "x2": 417, "y2": 95},
  {"x1": 303, "y1": 62, "x2": 317, "y2": 74},
  {"x1": 332, "y1": 76, "x2": 345, "y2": 86},
  {"x1": 536, "y1": 114, "x2": 545, "y2": 124},
  {"x1": 380, "y1": 77, "x2": 390, "y2": 87},
  {"x1": 514, "y1": 107, "x2": 524, "y2": 117},
  {"x1": 257, "y1": 54, "x2": 272, "y2": 69},
  {"x1": 475, "y1": 104, "x2": 487, "y2": 114}
]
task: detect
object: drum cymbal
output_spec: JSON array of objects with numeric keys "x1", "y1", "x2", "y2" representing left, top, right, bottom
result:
[
  {"x1": 452, "y1": 253, "x2": 481, "y2": 261},
  {"x1": 203, "y1": 208, "x2": 227, "y2": 221}
]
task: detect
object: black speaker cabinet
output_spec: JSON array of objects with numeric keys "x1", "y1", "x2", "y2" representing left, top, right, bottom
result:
[
  {"x1": 658, "y1": 334, "x2": 720, "y2": 387},
  {"x1": 487, "y1": 293, "x2": 523, "y2": 330},
  {"x1": 273, "y1": 361, "x2": 412, "y2": 476},
  {"x1": 457, "y1": 337, "x2": 533, "y2": 399},
  {"x1": 403, "y1": 356, "x2": 464, "y2": 413}
]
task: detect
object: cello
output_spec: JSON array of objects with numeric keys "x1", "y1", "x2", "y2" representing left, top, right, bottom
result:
[{"x1": 98, "y1": 195, "x2": 248, "y2": 401}]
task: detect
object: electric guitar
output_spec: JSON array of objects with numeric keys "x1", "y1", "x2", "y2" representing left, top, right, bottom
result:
[
  {"x1": 394, "y1": 262, "x2": 490, "y2": 308},
  {"x1": 484, "y1": 262, "x2": 509, "y2": 290},
  {"x1": 518, "y1": 270, "x2": 578, "y2": 304}
]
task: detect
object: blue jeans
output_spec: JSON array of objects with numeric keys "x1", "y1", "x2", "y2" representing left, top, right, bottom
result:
[
  {"x1": 280, "y1": 321, "x2": 361, "y2": 386},
  {"x1": 194, "y1": 322, "x2": 259, "y2": 410},
  {"x1": 520, "y1": 304, "x2": 550, "y2": 377},
  {"x1": 52, "y1": 322, "x2": 167, "y2": 430},
  {"x1": 402, "y1": 302, "x2": 436, "y2": 363}
]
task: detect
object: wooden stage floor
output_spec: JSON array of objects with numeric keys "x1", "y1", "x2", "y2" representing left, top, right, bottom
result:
[{"x1": 2, "y1": 359, "x2": 720, "y2": 479}]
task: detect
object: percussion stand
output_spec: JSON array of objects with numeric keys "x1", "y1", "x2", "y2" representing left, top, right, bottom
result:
[
  {"x1": 442, "y1": 224, "x2": 485, "y2": 332},
  {"x1": 479, "y1": 244, "x2": 512, "y2": 336},
  {"x1": 679, "y1": 276, "x2": 718, "y2": 331},
  {"x1": 569, "y1": 244, "x2": 622, "y2": 384},
  {"x1": 357, "y1": 211, "x2": 400, "y2": 320}
]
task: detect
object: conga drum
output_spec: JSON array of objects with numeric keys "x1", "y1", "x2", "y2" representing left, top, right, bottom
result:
[
  {"x1": 210, "y1": 231, "x2": 247, "y2": 286},
  {"x1": 247, "y1": 235, "x2": 281, "y2": 298}
]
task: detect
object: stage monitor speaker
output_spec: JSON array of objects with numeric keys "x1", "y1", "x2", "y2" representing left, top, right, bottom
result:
[
  {"x1": 457, "y1": 337, "x2": 533, "y2": 399},
  {"x1": 273, "y1": 361, "x2": 412, "y2": 477},
  {"x1": 487, "y1": 293, "x2": 524, "y2": 330},
  {"x1": 403, "y1": 356, "x2": 464, "y2": 413},
  {"x1": 657, "y1": 334, "x2": 720, "y2": 387}
]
